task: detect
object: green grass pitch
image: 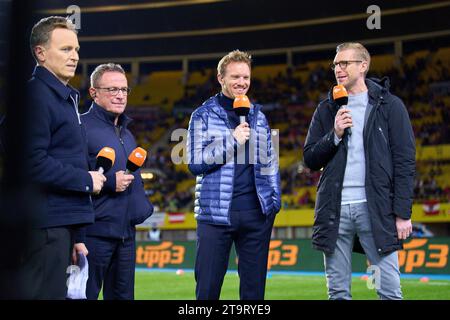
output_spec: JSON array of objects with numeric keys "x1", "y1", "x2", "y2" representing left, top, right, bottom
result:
[{"x1": 132, "y1": 271, "x2": 450, "y2": 300}]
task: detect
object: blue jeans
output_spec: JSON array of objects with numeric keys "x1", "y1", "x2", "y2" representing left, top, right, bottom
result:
[{"x1": 324, "y1": 202, "x2": 402, "y2": 300}]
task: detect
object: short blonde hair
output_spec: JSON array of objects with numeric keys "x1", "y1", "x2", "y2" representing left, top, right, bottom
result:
[
  {"x1": 336, "y1": 42, "x2": 371, "y2": 75},
  {"x1": 217, "y1": 50, "x2": 252, "y2": 76}
]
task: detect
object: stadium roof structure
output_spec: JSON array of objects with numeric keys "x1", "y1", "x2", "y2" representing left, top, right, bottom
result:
[{"x1": 30, "y1": 0, "x2": 450, "y2": 62}]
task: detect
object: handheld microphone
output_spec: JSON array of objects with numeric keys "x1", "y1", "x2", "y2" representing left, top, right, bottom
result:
[
  {"x1": 126, "y1": 147, "x2": 147, "y2": 174},
  {"x1": 233, "y1": 95, "x2": 250, "y2": 124},
  {"x1": 332, "y1": 84, "x2": 352, "y2": 136},
  {"x1": 96, "y1": 147, "x2": 116, "y2": 174}
]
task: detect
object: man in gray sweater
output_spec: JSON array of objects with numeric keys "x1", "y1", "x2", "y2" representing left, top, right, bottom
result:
[{"x1": 304, "y1": 42, "x2": 415, "y2": 300}]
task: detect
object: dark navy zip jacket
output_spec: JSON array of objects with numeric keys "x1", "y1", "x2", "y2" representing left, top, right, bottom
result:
[
  {"x1": 75, "y1": 103, "x2": 153, "y2": 242},
  {"x1": 26, "y1": 66, "x2": 94, "y2": 228}
]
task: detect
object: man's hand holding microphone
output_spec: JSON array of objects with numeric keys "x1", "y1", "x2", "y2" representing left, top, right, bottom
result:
[
  {"x1": 232, "y1": 94, "x2": 251, "y2": 145},
  {"x1": 233, "y1": 122, "x2": 250, "y2": 145},
  {"x1": 116, "y1": 147, "x2": 148, "y2": 192},
  {"x1": 115, "y1": 171, "x2": 134, "y2": 192},
  {"x1": 333, "y1": 85, "x2": 353, "y2": 139}
]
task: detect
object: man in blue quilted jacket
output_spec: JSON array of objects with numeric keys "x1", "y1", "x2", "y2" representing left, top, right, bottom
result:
[{"x1": 187, "y1": 50, "x2": 281, "y2": 300}]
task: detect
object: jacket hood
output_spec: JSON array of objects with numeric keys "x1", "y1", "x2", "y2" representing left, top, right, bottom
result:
[{"x1": 366, "y1": 76, "x2": 390, "y2": 95}]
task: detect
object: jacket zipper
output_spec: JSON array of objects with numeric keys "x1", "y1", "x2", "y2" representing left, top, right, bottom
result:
[
  {"x1": 363, "y1": 98, "x2": 383, "y2": 252},
  {"x1": 223, "y1": 115, "x2": 235, "y2": 222},
  {"x1": 364, "y1": 99, "x2": 382, "y2": 177},
  {"x1": 116, "y1": 125, "x2": 130, "y2": 243},
  {"x1": 378, "y1": 127, "x2": 388, "y2": 145}
]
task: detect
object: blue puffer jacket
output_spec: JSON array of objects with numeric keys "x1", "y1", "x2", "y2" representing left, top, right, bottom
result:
[{"x1": 187, "y1": 94, "x2": 281, "y2": 225}]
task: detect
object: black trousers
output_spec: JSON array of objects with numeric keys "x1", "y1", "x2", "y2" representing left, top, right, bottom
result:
[
  {"x1": 195, "y1": 208, "x2": 275, "y2": 300},
  {"x1": 18, "y1": 227, "x2": 73, "y2": 299},
  {"x1": 85, "y1": 235, "x2": 136, "y2": 300}
]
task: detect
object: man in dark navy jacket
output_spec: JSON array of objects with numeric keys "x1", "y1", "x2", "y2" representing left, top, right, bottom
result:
[
  {"x1": 25, "y1": 16, "x2": 106, "y2": 299},
  {"x1": 76, "y1": 63, "x2": 153, "y2": 300}
]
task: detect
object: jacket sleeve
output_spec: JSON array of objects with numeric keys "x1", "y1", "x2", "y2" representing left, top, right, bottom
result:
[
  {"x1": 187, "y1": 109, "x2": 235, "y2": 176},
  {"x1": 27, "y1": 97, "x2": 93, "y2": 193},
  {"x1": 388, "y1": 96, "x2": 416, "y2": 219},
  {"x1": 102, "y1": 171, "x2": 117, "y2": 193},
  {"x1": 260, "y1": 113, "x2": 281, "y2": 214},
  {"x1": 129, "y1": 170, "x2": 154, "y2": 225},
  {"x1": 303, "y1": 104, "x2": 339, "y2": 171},
  {"x1": 74, "y1": 227, "x2": 87, "y2": 243}
]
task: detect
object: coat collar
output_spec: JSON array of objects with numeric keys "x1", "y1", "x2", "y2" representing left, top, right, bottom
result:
[
  {"x1": 90, "y1": 102, "x2": 132, "y2": 128},
  {"x1": 326, "y1": 77, "x2": 390, "y2": 112},
  {"x1": 32, "y1": 65, "x2": 79, "y2": 101},
  {"x1": 207, "y1": 93, "x2": 258, "y2": 123}
]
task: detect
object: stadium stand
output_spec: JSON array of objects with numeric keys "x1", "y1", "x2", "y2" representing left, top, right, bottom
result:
[
  {"x1": 23, "y1": 0, "x2": 449, "y2": 240},
  {"x1": 67, "y1": 45, "x2": 450, "y2": 217}
]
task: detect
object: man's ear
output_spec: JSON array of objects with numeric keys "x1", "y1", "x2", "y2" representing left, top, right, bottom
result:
[
  {"x1": 217, "y1": 73, "x2": 223, "y2": 86},
  {"x1": 34, "y1": 45, "x2": 45, "y2": 64},
  {"x1": 361, "y1": 61, "x2": 369, "y2": 75},
  {"x1": 89, "y1": 87, "x2": 96, "y2": 100}
]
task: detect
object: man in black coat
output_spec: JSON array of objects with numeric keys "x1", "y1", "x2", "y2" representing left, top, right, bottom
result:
[
  {"x1": 303, "y1": 42, "x2": 415, "y2": 300},
  {"x1": 24, "y1": 16, "x2": 106, "y2": 299}
]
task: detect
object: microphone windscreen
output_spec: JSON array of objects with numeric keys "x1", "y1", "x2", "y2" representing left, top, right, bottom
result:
[
  {"x1": 96, "y1": 147, "x2": 115, "y2": 173},
  {"x1": 333, "y1": 85, "x2": 349, "y2": 106},
  {"x1": 233, "y1": 95, "x2": 250, "y2": 117},
  {"x1": 126, "y1": 147, "x2": 147, "y2": 172}
]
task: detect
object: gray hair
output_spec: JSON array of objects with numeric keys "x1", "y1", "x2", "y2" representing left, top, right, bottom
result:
[
  {"x1": 90, "y1": 63, "x2": 126, "y2": 87},
  {"x1": 217, "y1": 49, "x2": 252, "y2": 76},
  {"x1": 336, "y1": 42, "x2": 371, "y2": 75},
  {"x1": 30, "y1": 16, "x2": 77, "y2": 62}
]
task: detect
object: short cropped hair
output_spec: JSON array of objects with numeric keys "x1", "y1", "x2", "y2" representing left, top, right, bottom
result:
[
  {"x1": 90, "y1": 63, "x2": 126, "y2": 88},
  {"x1": 30, "y1": 16, "x2": 77, "y2": 62}
]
